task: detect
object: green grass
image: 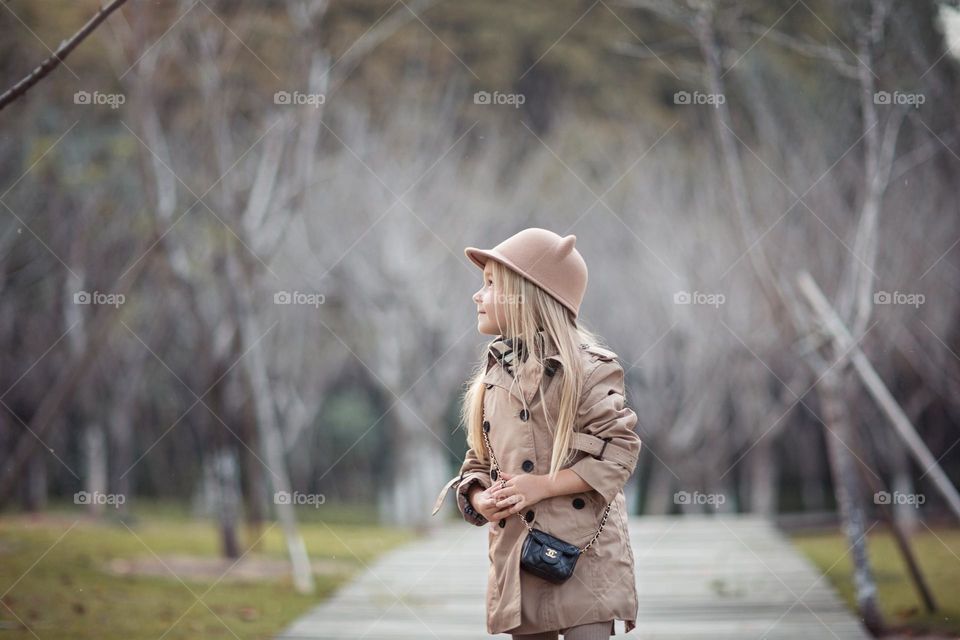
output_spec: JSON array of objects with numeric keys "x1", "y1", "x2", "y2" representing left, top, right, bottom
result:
[
  {"x1": 791, "y1": 525, "x2": 960, "y2": 635},
  {"x1": 0, "y1": 505, "x2": 416, "y2": 639}
]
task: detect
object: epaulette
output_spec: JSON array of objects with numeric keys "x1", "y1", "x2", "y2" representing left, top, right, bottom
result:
[{"x1": 579, "y1": 343, "x2": 618, "y2": 362}]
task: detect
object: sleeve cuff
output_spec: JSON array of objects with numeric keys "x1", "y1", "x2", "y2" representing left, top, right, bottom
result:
[{"x1": 456, "y1": 473, "x2": 491, "y2": 526}]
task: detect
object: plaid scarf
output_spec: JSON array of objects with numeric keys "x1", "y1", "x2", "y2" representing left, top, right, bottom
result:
[{"x1": 487, "y1": 330, "x2": 546, "y2": 376}]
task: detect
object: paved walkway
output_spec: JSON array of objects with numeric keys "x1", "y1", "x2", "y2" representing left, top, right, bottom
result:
[{"x1": 276, "y1": 515, "x2": 871, "y2": 639}]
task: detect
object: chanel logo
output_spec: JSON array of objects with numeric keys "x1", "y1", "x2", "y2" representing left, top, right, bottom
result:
[{"x1": 545, "y1": 547, "x2": 558, "y2": 559}]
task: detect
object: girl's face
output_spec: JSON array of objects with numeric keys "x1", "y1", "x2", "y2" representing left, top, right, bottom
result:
[{"x1": 473, "y1": 261, "x2": 505, "y2": 336}]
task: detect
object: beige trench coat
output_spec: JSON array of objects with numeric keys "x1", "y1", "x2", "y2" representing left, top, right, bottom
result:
[{"x1": 433, "y1": 332, "x2": 642, "y2": 636}]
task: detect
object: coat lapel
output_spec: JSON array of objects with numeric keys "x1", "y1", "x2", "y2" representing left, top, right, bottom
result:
[{"x1": 483, "y1": 330, "x2": 564, "y2": 407}]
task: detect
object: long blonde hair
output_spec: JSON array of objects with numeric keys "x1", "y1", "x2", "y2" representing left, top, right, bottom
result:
[{"x1": 460, "y1": 259, "x2": 605, "y2": 481}]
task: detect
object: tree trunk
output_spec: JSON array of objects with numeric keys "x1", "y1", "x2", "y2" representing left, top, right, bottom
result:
[
  {"x1": 214, "y1": 449, "x2": 241, "y2": 559},
  {"x1": 891, "y1": 462, "x2": 919, "y2": 536},
  {"x1": 644, "y1": 461, "x2": 677, "y2": 515},
  {"x1": 240, "y1": 395, "x2": 267, "y2": 549},
  {"x1": 748, "y1": 437, "x2": 778, "y2": 515},
  {"x1": 226, "y1": 247, "x2": 314, "y2": 594},
  {"x1": 83, "y1": 423, "x2": 108, "y2": 517},
  {"x1": 109, "y1": 403, "x2": 133, "y2": 517},
  {"x1": 797, "y1": 271, "x2": 960, "y2": 521},
  {"x1": 818, "y1": 367, "x2": 884, "y2": 635}
]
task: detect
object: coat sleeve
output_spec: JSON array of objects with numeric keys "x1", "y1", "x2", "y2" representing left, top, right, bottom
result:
[
  {"x1": 567, "y1": 358, "x2": 642, "y2": 504},
  {"x1": 455, "y1": 445, "x2": 494, "y2": 526}
]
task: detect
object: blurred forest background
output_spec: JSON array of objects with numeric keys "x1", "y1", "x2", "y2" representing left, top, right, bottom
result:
[{"x1": 1, "y1": 0, "x2": 960, "y2": 635}]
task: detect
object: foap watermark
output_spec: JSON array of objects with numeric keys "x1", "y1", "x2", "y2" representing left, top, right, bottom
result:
[
  {"x1": 674, "y1": 491, "x2": 726, "y2": 507},
  {"x1": 673, "y1": 90, "x2": 725, "y2": 108},
  {"x1": 274, "y1": 290, "x2": 325, "y2": 308},
  {"x1": 873, "y1": 290, "x2": 924, "y2": 308},
  {"x1": 74, "y1": 90, "x2": 126, "y2": 109},
  {"x1": 274, "y1": 491, "x2": 325, "y2": 508},
  {"x1": 873, "y1": 90, "x2": 925, "y2": 108},
  {"x1": 274, "y1": 90, "x2": 326, "y2": 108},
  {"x1": 74, "y1": 490, "x2": 126, "y2": 508},
  {"x1": 874, "y1": 491, "x2": 925, "y2": 507},
  {"x1": 74, "y1": 290, "x2": 125, "y2": 308},
  {"x1": 474, "y1": 90, "x2": 525, "y2": 108},
  {"x1": 493, "y1": 292, "x2": 524, "y2": 305},
  {"x1": 673, "y1": 290, "x2": 725, "y2": 308}
]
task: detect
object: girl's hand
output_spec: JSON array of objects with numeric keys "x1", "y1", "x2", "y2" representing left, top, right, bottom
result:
[
  {"x1": 469, "y1": 484, "x2": 502, "y2": 523},
  {"x1": 487, "y1": 472, "x2": 553, "y2": 522}
]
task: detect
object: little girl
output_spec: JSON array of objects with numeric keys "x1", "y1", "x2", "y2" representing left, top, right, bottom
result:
[{"x1": 432, "y1": 228, "x2": 642, "y2": 639}]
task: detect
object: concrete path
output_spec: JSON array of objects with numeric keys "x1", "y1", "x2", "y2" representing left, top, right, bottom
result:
[{"x1": 276, "y1": 515, "x2": 871, "y2": 639}]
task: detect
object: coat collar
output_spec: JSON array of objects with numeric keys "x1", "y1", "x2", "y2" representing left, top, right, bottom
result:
[{"x1": 483, "y1": 329, "x2": 564, "y2": 406}]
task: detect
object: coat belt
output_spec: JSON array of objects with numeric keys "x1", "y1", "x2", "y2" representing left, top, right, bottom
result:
[
  {"x1": 570, "y1": 432, "x2": 639, "y2": 468},
  {"x1": 431, "y1": 472, "x2": 464, "y2": 516}
]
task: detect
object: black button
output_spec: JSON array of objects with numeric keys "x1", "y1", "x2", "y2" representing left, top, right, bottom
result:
[
  {"x1": 483, "y1": 420, "x2": 490, "y2": 432},
  {"x1": 522, "y1": 460, "x2": 534, "y2": 472},
  {"x1": 519, "y1": 409, "x2": 529, "y2": 421},
  {"x1": 572, "y1": 498, "x2": 585, "y2": 509},
  {"x1": 524, "y1": 510, "x2": 534, "y2": 522},
  {"x1": 490, "y1": 469, "x2": 498, "y2": 481},
  {"x1": 485, "y1": 383, "x2": 494, "y2": 389},
  {"x1": 498, "y1": 519, "x2": 506, "y2": 528},
  {"x1": 545, "y1": 364, "x2": 556, "y2": 377}
]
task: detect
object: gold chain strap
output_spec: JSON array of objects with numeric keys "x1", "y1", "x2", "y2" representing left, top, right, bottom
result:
[{"x1": 480, "y1": 405, "x2": 612, "y2": 553}]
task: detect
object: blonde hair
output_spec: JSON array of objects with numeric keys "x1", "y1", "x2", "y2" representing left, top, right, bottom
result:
[{"x1": 459, "y1": 259, "x2": 605, "y2": 481}]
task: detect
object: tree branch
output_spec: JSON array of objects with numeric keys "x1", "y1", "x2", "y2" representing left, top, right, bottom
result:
[{"x1": 0, "y1": 0, "x2": 130, "y2": 112}]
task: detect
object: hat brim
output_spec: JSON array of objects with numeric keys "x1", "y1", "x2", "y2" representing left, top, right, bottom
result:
[{"x1": 464, "y1": 246, "x2": 495, "y2": 270}]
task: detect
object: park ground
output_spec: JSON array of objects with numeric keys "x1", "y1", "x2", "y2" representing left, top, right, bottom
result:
[{"x1": 0, "y1": 506, "x2": 957, "y2": 639}]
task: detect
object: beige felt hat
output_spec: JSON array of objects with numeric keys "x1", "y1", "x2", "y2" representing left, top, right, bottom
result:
[{"x1": 465, "y1": 227, "x2": 588, "y2": 318}]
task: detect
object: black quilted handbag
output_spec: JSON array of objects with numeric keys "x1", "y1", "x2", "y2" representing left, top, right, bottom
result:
[
  {"x1": 519, "y1": 528, "x2": 583, "y2": 584},
  {"x1": 481, "y1": 406, "x2": 612, "y2": 585}
]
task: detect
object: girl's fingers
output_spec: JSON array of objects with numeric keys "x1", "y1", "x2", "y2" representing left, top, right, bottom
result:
[
  {"x1": 503, "y1": 504, "x2": 522, "y2": 518},
  {"x1": 496, "y1": 490, "x2": 522, "y2": 504},
  {"x1": 490, "y1": 498, "x2": 524, "y2": 520},
  {"x1": 490, "y1": 508, "x2": 514, "y2": 521}
]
